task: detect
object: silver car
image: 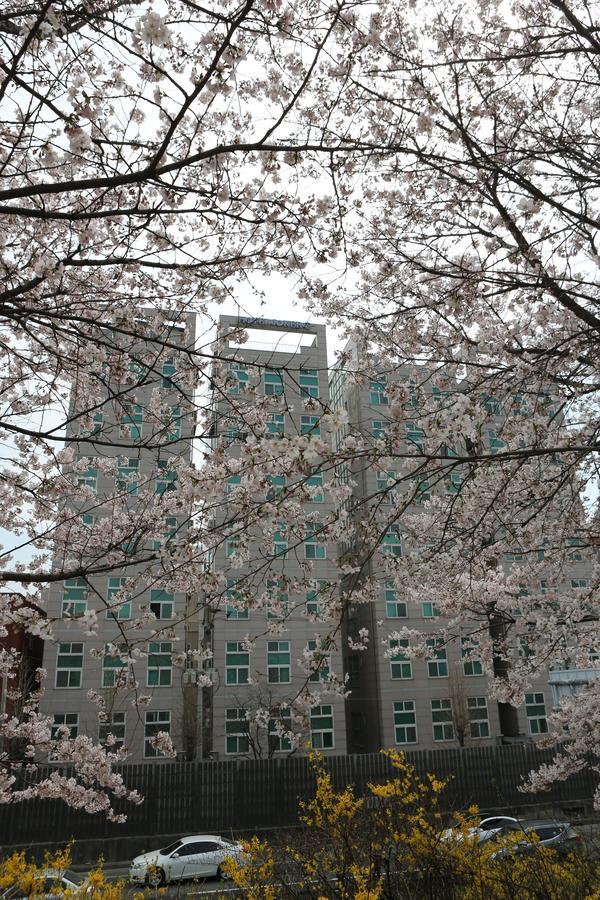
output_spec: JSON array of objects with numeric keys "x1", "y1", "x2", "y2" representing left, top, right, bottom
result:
[
  {"x1": 491, "y1": 820, "x2": 583, "y2": 859},
  {"x1": 129, "y1": 834, "x2": 244, "y2": 885},
  {"x1": 441, "y1": 815, "x2": 520, "y2": 844}
]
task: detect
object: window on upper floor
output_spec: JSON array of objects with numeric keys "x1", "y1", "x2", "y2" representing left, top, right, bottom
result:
[{"x1": 299, "y1": 368, "x2": 319, "y2": 399}]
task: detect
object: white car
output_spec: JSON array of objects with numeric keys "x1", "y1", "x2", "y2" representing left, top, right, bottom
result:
[
  {"x1": 441, "y1": 815, "x2": 520, "y2": 844},
  {"x1": 129, "y1": 834, "x2": 244, "y2": 884},
  {"x1": 2, "y1": 870, "x2": 87, "y2": 899}
]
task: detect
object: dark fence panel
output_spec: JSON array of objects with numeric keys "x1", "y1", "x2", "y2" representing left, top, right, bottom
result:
[{"x1": 0, "y1": 745, "x2": 595, "y2": 848}]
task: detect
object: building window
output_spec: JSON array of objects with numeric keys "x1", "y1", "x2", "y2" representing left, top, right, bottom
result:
[
  {"x1": 504, "y1": 548, "x2": 525, "y2": 562},
  {"x1": 571, "y1": 578, "x2": 589, "y2": 590},
  {"x1": 225, "y1": 642, "x2": 250, "y2": 685},
  {"x1": 422, "y1": 602, "x2": 440, "y2": 619},
  {"x1": 119, "y1": 403, "x2": 143, "y2": 440},
  {"x1": 269, "y1": 711, "x2": 292, "y2": 752},
  {"x1": 102, "y1": 643, "x2": 129, "y2": 688},
  {"x1": 106, "y1": 577, "x2": 131, "y2": 620},
  {"x1": 150, "y1": 589, "x2": 174, "y2": 620},
  {"x1": 99, "y1": 712, "x2": 126, "y2": 750},
  {"x1": 305, "y1": 522, "x2": 326, "y2": 559},
  {"x1": 272, "y1": 523, "x2": 288, "y2": 558},
  {"x1": 117, "y1": 456, "x2": 140, "y2": 494},
  {"x1": 226, "y1": 474, "x2": 241, "y2": 495},
  {"x1": 55, "y1": 643, "x2": 83, "y2": 688},
  {"x1": 376, "y1": 470, "x2": 397, "y2": 505},
  {"x1": 525, "y1": 692, "x2": 548, "y2": 734},
  {"x1": 144, "y1": 710, "x2": 171, "y2": 758},
  {"x1": 310, "y1": 705, "x2": 334, "y2": 749},
  {"x1": 462, "y1": 638, "x2": 483, "y2": 676},
  {"x1": 306, "y1": 581, "x2": 326, "y2": 616},
  {"x1": 76, "y1": 457, "x2": 98, "y2": 493},
  {"x1": 412, "y1": 477, "x2": 431, "y2": 505},
  {"x1": 168, "y1": 405, "x2": 182, "y2": 441},
  {"x1": 222, "y1": 417, "x2": 247, "y2": 445},
  {"x1": 226, "y1": 579, "x2": 249, "y2": 620},
  {"x1": 567, "y1": 538, "x2": 584, "y2": 561},
  {"x1": 266, "y1": 579, "x2": 289, "y2": 619},
  {"x1": 267, "y1": 414, "x2": 285, "y2": 436},
  {"x1": 390, "y1": 639, "x2": 412, "y2": 679},
  {"x1": 226, "y1": 534, "x2": 241, "y2": 558},
  {"x1": 153, "y1": 515, "x2": 177, "y2": 550},
  {"x1": 467, "y1": 697, "x2": 490, "y2": 738},
  {"x1": 156, "y1": 460, "x2": 177, "y2": 494},
  {"x1": 393, "y1": 700, "x2": 417, "y2": 745},
  {"x1": 78, "y1": 411, "x2": 104, "y2": 438},
  {"x1": 406, "y1": 421, "x2": 425, "y2": 451},
  {"x1": 264, "y1": 369, "x2": 284, "y2": 396},
  {"x1": 306, "y1": 468, "x2": 324, "y2": 502},
  {"x1": 487, "y1": 430, "x2": 505, "y2": 454},
  {"x1": 482, "y1": 395, "x2": 501, "y2": 415},
  {"x1": 427, "y1": 640, "x2": 448, "y2": 677},
  {"x1": 227, "y1": 362, "x2": 248, "y2": 395},
  {"x1": 447, "y1": 471, "x2": 462, "y2": 494},
  {"x1": 431, "y1": 699, "x2": 454, "y2": 741},
  {"x1": 161, "y1": 358, "x2": 176, "y2": 388},
  {"x1": 371, "y1": 420, "x2": 390, "y2": 441},
  {"x1": 381, "y1": 524, "x2": 402, "y2": 557},
  {"x1": 147, "y1": 642, "x2": 172, "y2": 687},
  {"x1": 267, "y1": 474, "x2": 286, "y2": 500},
  {"x1": 225, "y1": 708, "x2": 249, "y2": 754},
  {"x1": 385, "y1": 582, "x2": 407, "y2": 618},
  {"x1": 61, "y1": 578, "x2": 87, "y2": 618},
  {"x1": 300, "y1": 415, "x2": 320, "y2": 436},
  {"x1": 299, "y1": 368, "x2": 319, "y2": 399},
  {"x1": 267, "y1": 641, "x2": 291, "y2": 684},
  {"x1": 51, "y1": 712, "x2": 79, "y2": 740},
  {"x1": 370, "y1": 379, "x2": 388, "y2": 405},
  {"x1": 307, "y1": 639, "x2": 331, "y2": 683}
]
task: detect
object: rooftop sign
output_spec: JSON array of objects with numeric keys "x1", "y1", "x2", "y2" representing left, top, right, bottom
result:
[{"x1": 237, "y1": 316, "x2": 313, "y2": 330}]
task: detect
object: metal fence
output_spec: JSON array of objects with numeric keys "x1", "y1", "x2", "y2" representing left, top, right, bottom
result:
[{"x1": 0, "y1": 744, "x2": 595, "y2": 847}]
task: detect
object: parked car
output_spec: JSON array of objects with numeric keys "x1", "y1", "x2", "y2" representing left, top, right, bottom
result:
[
  {"x1": 441, "y1": 815, "x2": 520, "y2": 844},
  {"x1": 491, "y1": 820, "x2": 583, "y2": 859},
  {"x1": 2, "y1": 870, "x2": 86, "y2": 899},
  {"x1": 129, "y1": 834, "x2": 245, "y2": 884}
]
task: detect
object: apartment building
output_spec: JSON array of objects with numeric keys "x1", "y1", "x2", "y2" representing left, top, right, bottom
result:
[
  {"x1": 40, "y1": 313, "x2": 197, "y2": 762},
  {"x1": 330, "y1": 336, "x2": 593, "y2": 754},
  {"x1": 207, "y1": 315, "x2": 347, "y2": 758}
]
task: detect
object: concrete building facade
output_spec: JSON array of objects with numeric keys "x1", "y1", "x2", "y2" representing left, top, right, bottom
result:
[{"x1": 40, "y1": 313, "x2": 197, "y2": 763}]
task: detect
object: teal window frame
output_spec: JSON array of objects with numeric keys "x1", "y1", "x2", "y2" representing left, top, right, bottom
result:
[
  {"x1": 273, "y1": 524, "x2": 288, "y2": 558},
  {"x1": 102, "y1": 643, "x2": 129, "y2": 688},
  {"x1": 462, "y1": 638, "x2": 483, "y2": 676},
  {"x1": 299, "y1": 368, "x2": 319, "y2": 399},
  {"x1": 264, "y1": 369, "x2": 284, "y2": 396},
  {"x1": 161, "y1": 358, "x2": 176, "y2": 388},
  {"x1": 266, "y1": 579, "x2": 289, "y2": 619},
  {"x1": 119, "y1": 403, "x2": 143, "y2": 440},
  {"x1": 267, "y1": 641, "x2": 291, "y2": 684},
  {"x1": 227, "y1": 362, "x2": 248, "y2": 395},
  {"x1": 390, "y1": 639, "x2": 412, "y2": 679},
  {"x1": 99, "y1": 712, "x2": 126, "y2": 750},
  {"x1": 225, "y1": 708, "x2": 250, "y2": 754},
  {"x1": 144, "y1": 710, "x2": 171, "y2": 757},
  {"x1": 310, "y1": 705, "x2": 334, "y2": 749},
  {"x1": 427, "y1": 640, "x2": 448, "y2": 677},
  {"x1": 55, "y1": 642, "x2": 84, "y2": 688},
  {"x1": 385, "y1": 582, "x2": 407, "y2": 618},
  {"x1": 525, "y1": 692, "x2": 548, "y2": 734},
  {"x1": 307, "y1": 639, "x2": 331, "y2": 683},
  {"x1": 106, "y1": 577, "x2": 131, "y2": 620},
  {"x1": 76, "y1": 457, "x2": 98, "y2": 492},
  {"x1": 306, "y1": 468, "x2": 324, "y2": 502},
  {"x1": 156, "y1": 460, "x2": 177, "y2": 494},
  {"x1": 150, "y1": 589, "x2": 174, "y2": 620},
  {"x1": 305, "y1": 522, "x2": 326, "y2": 559},
  {"x1": 467, "y1": 696, "x2": 490, "y2": 738},
  {"x1": 300, "y1": 415, "x2": 320, "y2": 436},
  {"x1": 225, "y1": 642, "x2": 250, "y2": 685},
  {"x1": 422, "y1": 602, "x2": 440, "y2": 619},
  {"x1": 62, "y1": 578, "x2": 87, "y2": 618},
  {"x1": 267, "y1": 414, "x2": 285, "y2": 436},
  {"x1": 117, "y1": 456, "x2": 139, "y2": 494},
  {"x1": 431, "y1": 699, "x2": 454, "y2": 741},
  {"x1": 381, "y1": 524, "x2": 402, "y2": 557},
  {"x1": 406, "y1": 421, "x2": 425, "y2": 451},
  {"x1": 370, "y1": 379, "x2": 388, "y2": 405},
  {"x1": 52, "y1": 712, "x2": 79, "y2": 740},
  {"x1": 147, "y1": 641, "x2": 172, "y2": 687},
  {"x1": 153, "y1": 515, "x2": 177, "y2": 550},
  {"x1": 269, "y1": 711, "x2": 292, "y2": 752},
  {"x1": 168, "y1": 406, "x2": 182, "y2": 441},
  {"x1": 393, "y1": 700, "x2": 417, "y2": 744},
  {"x1": 371, "y1": 419, "x2": 389, "y2": 440}
]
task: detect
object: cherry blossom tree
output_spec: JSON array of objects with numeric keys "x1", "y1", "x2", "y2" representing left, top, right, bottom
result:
[{"x1": 1, "y1": 0, "x2": 599, "y2": 815}]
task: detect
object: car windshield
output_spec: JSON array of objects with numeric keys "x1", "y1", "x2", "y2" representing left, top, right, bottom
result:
[
  {"x1": 159, "y1": 841, "x2": 183, "y2": 856},
  {"x1": 63, "y1": 870, "x2": 84, "y2": 885}
]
